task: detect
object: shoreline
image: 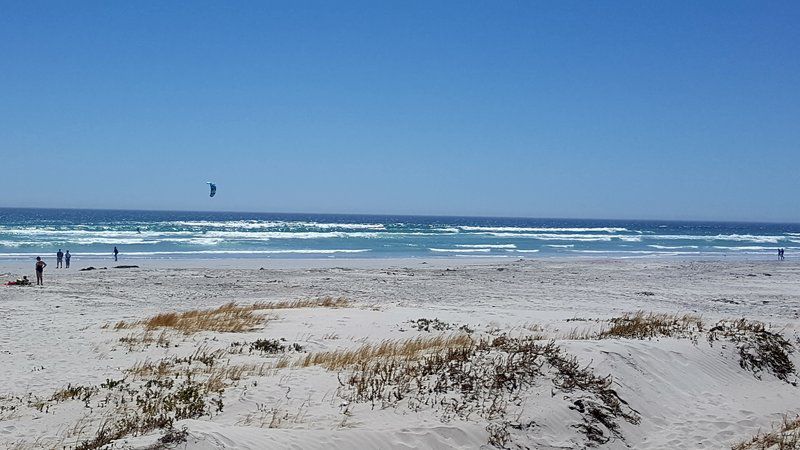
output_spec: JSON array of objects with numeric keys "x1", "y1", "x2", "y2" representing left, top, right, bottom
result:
[{"x1": 1, "y1": 254, "x2": 794, "y2": 273}]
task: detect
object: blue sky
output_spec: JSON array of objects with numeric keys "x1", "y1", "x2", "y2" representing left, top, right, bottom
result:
[{"x1": 2, "y1": 1, "x2": 799, "y2": 221}]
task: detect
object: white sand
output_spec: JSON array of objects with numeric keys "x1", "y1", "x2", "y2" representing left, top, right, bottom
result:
[{"x1": 1, "y1": 258, "x2": 799, "y2": 449}]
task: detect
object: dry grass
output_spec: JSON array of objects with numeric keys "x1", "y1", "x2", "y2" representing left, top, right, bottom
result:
[
  {"x1": 118, "y1": 329, "x2": 171, "y2": 351},
  {"x1": 143, "y1": 303, "x2": 269, "y2": 333},
  {"x1": 110, "y1": 297, "x2": 348, "y2": 334},
  {"x1": 126, "y1": 352, "x2": 277, "y2": 385},
  {"x1": 709, "y1": 319, "x2": 796, "y2": 383},
  {"x1": 252, "y1": 296, "x2": 350, "y2": 309},
  {"x1": 51, "y1": 385, "x2": 98, "y2": 403},
  {"x1": 560, "y1": 326, "x2": 599, "y2": 340},
  {"x1": 297, "y1": 333, "x2": 474, "y2": 370},
  {"x1": 113, "y1": 302, "x2": 273, "y2": 334},
  {"x1": 599, "y1": 311, "x2": 703, "y2": 340},
  {"x1": 67, "y1": 342, "x2": 292, "y2": 449},
  {"x1": 333, "y1": 335, "x2": 640, "y2": 447},
  {"x1": 733, "y1": 415, "x2": 800, "y2": 450}
]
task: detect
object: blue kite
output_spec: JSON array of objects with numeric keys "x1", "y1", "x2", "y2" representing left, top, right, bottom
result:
[{"x1": 207, "y1": 182, "x2": 217, "y2": 198}]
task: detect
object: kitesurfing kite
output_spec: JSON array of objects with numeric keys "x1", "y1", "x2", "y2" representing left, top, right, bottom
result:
[{"x1": 207, "y1": 182, "x2": 217, "y2": 198}]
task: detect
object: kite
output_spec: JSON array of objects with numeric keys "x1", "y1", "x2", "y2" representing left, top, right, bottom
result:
[{"x1": 207, "y1": 182, "x2": 217, "y2": 198}]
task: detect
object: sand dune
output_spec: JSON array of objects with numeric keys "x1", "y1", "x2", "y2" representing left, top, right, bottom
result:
[{"x1": 1, "y1": 259, "x2": 799, "y2": 449}]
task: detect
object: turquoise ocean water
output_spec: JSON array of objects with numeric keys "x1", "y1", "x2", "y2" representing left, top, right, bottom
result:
[{"x1": 0, "y1": 208, "x2": 798, "y2": 260}]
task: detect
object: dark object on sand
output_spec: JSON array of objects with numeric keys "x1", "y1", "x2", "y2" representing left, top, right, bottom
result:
[
  {"x1": 80, "y1": 266, "x2": 108, "y2": 271},
  {"x1": 5, "y1": 276, "x2": 30, "y2": 286},
  {"x1": 113, "y1": 265, "x2": 139, "y2": 269}
]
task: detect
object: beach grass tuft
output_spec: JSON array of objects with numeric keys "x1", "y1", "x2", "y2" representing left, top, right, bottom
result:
[
  {"x1": 252, "y1": 296, "x2": 350, "y2": 309},
  {"x1": 51, "y1": 384, "x2": 98, "y2": 404},
  {"x1": 109, "y1": 297, "x2": 349, "y2": 335},
  {"x1": 141, "y1": 302, "x2": 268, "y2": 334},
  {"x1": 599, "y1": 311, "x2": 703, "y2": 340},
  {"x1": 708, "y1": 319, "x2": 796, "y2": 383},
  {"x1": 297, "y1": 333, "x2": 474, "y2": 370}
]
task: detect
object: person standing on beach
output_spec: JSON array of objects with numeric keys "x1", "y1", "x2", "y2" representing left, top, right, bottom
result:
[
  {"x1": 65, "y1": 250, "x2": 71, "y2": 268},
  {"x1": 35, "y1": 257, "x2": 46, "y2": 285},
  {"x1": 113, "y1": 246, "x2": 119, "y2": 261},
  {"x1": 56, "y1": 249, "x2": 63, "y2": 268}
]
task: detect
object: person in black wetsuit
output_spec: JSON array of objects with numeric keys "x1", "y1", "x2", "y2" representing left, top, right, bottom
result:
[
  {"x1": 35, "y1": 257, "x2": 47, "y2": 285},
  {"x1": 56, "y1": 249, "x2": 63, "y2": 268},
  {"x1": 113, "y1": 246, "x2": 119, "y2": 261}
]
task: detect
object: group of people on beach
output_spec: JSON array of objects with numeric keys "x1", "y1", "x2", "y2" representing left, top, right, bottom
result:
[
  {"x1": 55, "y1": 249, "x2": 72, "y2": 268},
  {"x1": 20, "y1": 247, "x2": 121, "y2": 286}
]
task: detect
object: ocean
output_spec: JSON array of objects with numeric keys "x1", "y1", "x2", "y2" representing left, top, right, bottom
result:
[{"x1": 0, "y1": 208, "x2": 798, "y2": 260}]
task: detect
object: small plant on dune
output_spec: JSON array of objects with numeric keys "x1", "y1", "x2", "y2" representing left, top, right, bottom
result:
[
  {"x1": 51, "y1": 384, "x2": 98, "y2": 404},
  {"x1": 118, "y1": 329, "x2": 171, "y2": 351},
  {"x1": 732, "y1": 414, "x2": 800, "y2": 450},
  {"x1": 561, "y1": 326, "x2": 598, "y2": 340},
  {"x1": 405, "y1": 318, "x2": 474, "y2": 334},
  {"x1": 708, "y1": 319, "x2": 796, "y2": 384},
  {"x1": 228, "y1": 339, "x2": 303, "y2": 355},
  {"x1": 100, "y1": 378, "x2": 125, "y2": 390},
  {"x1": 250, "y1": 339, "x2": 285, "y2": 354},
  {"x1": 156, "y1": 426, "x2": 189, "y2": 446},
  {"x1": 407, "y1": 318, "x2": 453, "y2": 332}
]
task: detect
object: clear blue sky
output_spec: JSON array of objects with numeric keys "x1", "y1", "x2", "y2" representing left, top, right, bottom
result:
[{"x1": 2, "y1": 1, "x2": 799, "y2": 221}]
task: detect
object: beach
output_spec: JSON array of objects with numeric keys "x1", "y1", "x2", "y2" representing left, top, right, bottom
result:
[{"x1": 1, "y1": 257, "x2": 799, "y2": 449}]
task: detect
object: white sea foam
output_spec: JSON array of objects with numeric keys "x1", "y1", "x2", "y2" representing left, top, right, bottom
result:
[
  {"x1": 202, "y1": 231, "x2": 383, "y2": 240},
  {"x1": 165, "y1": 220, "x2": 386, "y2": 230},
  {"x1": 429, "y1": 248, "x2": 491, "y2": 253},
  {"x1": 712, "y1": 246, "x2": 776, "y2": 251},
  {"x1": 459, "y1": 226, "x2": 630, "y2": 233},
  {"x1": 434, "y1": 227, "x2": 461, "y2": 233},
  {"x1": 569, "y1": 250, "x2": 707, "y2": 256},
  {"x1": 512, "y1": 249, "x2": 540, "y2": 253},
  {"x1": 647, "y1": 234, "x2": 785, "y2": 244},
  {"x1": 454, "y1": 244, "x2": 517, "y2": 249},
  {"x1": 570, "y1": 250, "x2": 658, "y2": 254},
  {"x1": 0, "y1": 240, "x2": 40, "y2": 248},
  {"x1": 648, "y1": 245, "x2": 700, "y2": 249},
  {"x1": 0, "y1": 249, "x2": 372, "y2": 258},
  {"x1": 487, "y1": 233, "x2": 641, "y2": 242},
  {"x1": 546, "y1": 244, "x2": 575, "y2": 248}
]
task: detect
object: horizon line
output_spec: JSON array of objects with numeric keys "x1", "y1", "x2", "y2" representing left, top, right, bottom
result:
[{"x1": 1, "y1": 205, "x2": 798, "y2": 226}]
